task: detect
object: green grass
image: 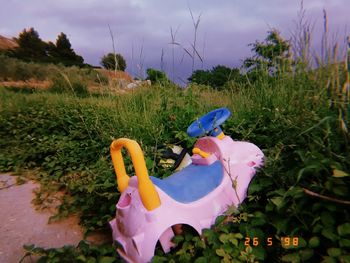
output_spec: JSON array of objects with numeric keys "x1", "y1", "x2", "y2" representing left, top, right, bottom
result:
[
  {"x1": 1, "y1": 67, "x2": 349, "y2": 262},
  {"x1": 0, "y1": 54, "x2": 103, "y2": 86}
]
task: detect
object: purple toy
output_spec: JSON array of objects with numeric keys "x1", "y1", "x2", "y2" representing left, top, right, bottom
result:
[{"x1": 109, "y1": 108, "x2": 264, "y2": 262}]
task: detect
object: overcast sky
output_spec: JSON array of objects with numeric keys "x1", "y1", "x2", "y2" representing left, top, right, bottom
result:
[{"x1": 1, "y1": 0, "x2": 349, "y2": 82}]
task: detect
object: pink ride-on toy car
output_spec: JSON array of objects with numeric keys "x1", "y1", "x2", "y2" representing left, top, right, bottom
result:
[{"x1": 109, "y1": 108, "x2": 264, "y2": 263}]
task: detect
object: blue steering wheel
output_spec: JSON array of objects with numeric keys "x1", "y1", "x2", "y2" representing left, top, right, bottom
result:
[{"x1": 187, "y1": 108, "x2": 231, "y2": 138}]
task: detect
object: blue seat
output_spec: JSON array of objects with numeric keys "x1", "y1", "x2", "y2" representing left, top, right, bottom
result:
[{"x1": 150, "y1": 161, "x2": 223, "y2": 203}]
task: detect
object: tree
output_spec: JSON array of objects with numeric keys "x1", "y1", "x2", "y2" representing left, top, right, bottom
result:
[
  {"x1": 47, "y1": 33, "x2": 84, "y2": 66},
  {"x1": 146, "y1": 68, "x2": 169, "y2": 84},
  {"x1": 210, "y1": 65, "x2": 241, "y2": 88},
  {"x1": 9, "y1": 29, "x2": 84, "y2": 66},
  {"x1": 188, "y1": 69, "x2": 211, "y2": 86},
  {"x1": 12, "y1": 27, "x2": 47, "y2": 61},
  {"x1": 243, "y1": 29, "x2": 292, "y2": 75},
  {"x1": 56, "y1": 32, "x2": 72, "y2": 51},
  {"x1": 100, "y1": 53, "x2": 126, "y2": 71},
  {"x1": 188, "y1": 65, "x2": 242, "y2": 89}
]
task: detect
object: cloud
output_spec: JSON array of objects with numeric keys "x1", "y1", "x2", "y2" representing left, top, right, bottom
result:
[{"x1": 1, "y1": 0, "x2": 349, "y2": 80}]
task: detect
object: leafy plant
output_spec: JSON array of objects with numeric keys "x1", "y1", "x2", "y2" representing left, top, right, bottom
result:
[
  {"x1": 243, "y1": 29, "x2": 292, "y2": 76},
  {"x1": 21, "y1": 241, "x2": 120, "y2": 263},
  {"x1": 146, "y1": 68, "x2": 170, "y2": 85},
  {"x1": 189, "y1": 65, "x2": 242, "y2": 89},
  {"x1": 100, "y1": 53, "x2": 126, "y2": 71}
]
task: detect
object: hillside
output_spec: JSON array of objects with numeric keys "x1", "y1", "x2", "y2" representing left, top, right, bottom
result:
[{"x1": 0, "y1": 35, "x2": 18, "y2": 50}]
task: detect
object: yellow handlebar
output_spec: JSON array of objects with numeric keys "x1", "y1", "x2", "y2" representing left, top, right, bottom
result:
[
  {"x1": 110, "y1": 138, "x2": 161, "y2": 211},
  {"x1": 192, "y1": 147, "x2": 210, "y2": 158}
]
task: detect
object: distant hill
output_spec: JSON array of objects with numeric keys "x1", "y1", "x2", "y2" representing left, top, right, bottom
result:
[{"x1": 0, "y1": 35, "x2": 18, "y2": 50}]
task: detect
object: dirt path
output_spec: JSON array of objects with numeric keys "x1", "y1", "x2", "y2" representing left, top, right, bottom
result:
[{"x1": 0, "y1": 173, "x2": 85, "y2": 263}]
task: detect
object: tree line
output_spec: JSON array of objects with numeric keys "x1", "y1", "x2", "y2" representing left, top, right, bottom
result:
[
  {"x1": 188, "y1": 30, "x2": 291, "y2": 89},
  {"x1": 145, "y1": 29, "x2": 292, "y2": 88},
  {"x1": 2, "y1": 27, "x2": 291, "y2": 87},
  {"x1": 2, "y1": 27, "x2": 129, "y2": 72},
  {"x1": 4, "y1": 28, "x2": 85, "y2": 67}
]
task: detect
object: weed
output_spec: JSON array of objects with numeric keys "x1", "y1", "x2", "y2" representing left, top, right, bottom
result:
[{"x1": 1, "y1": 3, "x2": 349, "y2": 261}]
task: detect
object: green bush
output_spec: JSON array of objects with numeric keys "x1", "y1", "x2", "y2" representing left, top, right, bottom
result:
[
  {"x1": 146, "y1": 68, "x2": 170, "y2": 85},
  {"x1": 100, "y1": 53, "x2": 126, "y2": 71},
  {"x1": 189, "y1": 65, "x2": 242, "y2": 89}
]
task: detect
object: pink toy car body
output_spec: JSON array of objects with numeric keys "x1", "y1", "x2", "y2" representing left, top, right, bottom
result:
[{"x1": 109, "y1": 108, "x2": 264, "y2": 262}]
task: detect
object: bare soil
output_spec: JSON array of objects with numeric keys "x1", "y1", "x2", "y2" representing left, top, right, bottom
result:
[
  {"x1": 0, "y1": 173, "x2": 111, "y2": 263},
  {"x1": 0, "y1": 35, "x2": 18, "y2": 50}
]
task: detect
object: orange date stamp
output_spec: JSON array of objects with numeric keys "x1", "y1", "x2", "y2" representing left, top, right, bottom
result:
[{"x1": 244, "y1": 236, "x2": 299, "y2": 247}]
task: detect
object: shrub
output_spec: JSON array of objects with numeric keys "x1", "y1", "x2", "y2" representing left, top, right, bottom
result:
[
  {"x1": 146, "y1": 68, "x2": 170, "y2": 85},
  {"x1": 189, "y1": 65, "x2": 242, "y2": 89},
  {"x1": 49, "y1": 74, "x2": 89, "y2": 97},
  {"x1": 100, "y1": 53, "x2": 126, "y2": 71}
]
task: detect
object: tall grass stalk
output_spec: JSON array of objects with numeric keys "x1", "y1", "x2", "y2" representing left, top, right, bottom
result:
[
  {"x1": 188, "y1": 6, "x2": 203, "y2": 73},
  {"x1": 107, "y1": 24, "x2": 119, "y2": 76},
  {"x1": 169, "y1": 26, "x2": 180, "y2": 82},
  {"x1": 290, "y1": 0, "x2": 314, "y2": 69}
]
